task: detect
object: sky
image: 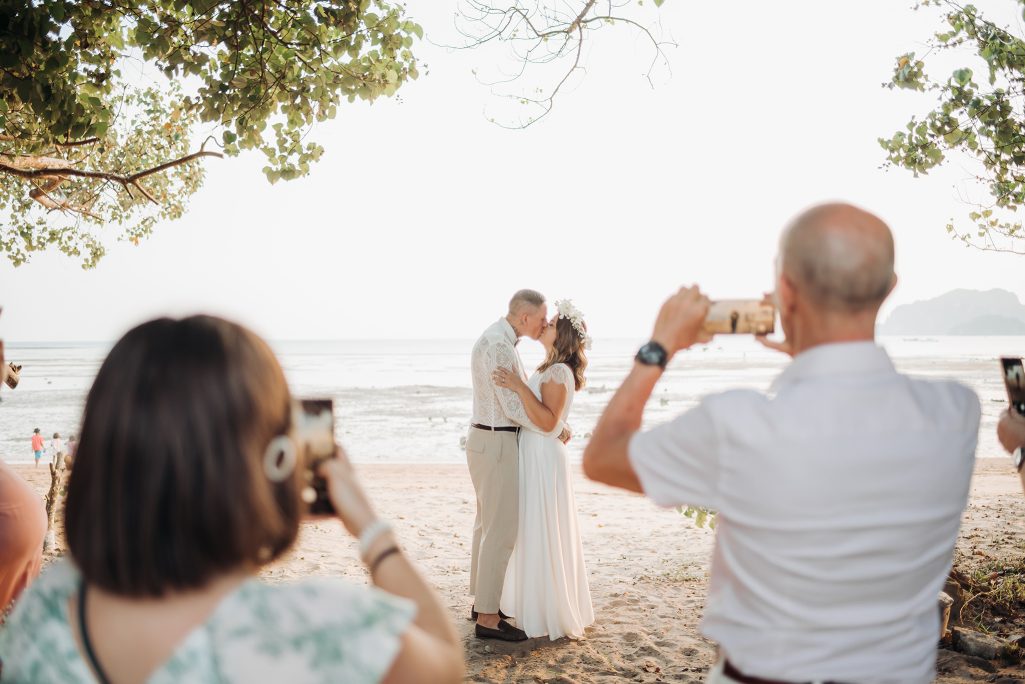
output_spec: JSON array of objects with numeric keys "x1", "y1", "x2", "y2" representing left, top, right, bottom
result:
[{"x1": 2, "y1": 0, "x2": 1024, "y2": 343}]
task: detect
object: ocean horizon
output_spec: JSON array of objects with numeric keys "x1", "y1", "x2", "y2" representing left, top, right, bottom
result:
[{"x1": 2, "y1": 336, "x2": 1022, "y2": 465}]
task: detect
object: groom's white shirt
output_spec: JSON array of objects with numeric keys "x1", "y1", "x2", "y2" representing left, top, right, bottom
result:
[{"x1": 470, "y1": 319, "x2": 530, "y2": 429}]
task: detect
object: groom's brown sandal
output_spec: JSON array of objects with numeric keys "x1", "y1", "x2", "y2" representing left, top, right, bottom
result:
[
  {"x1": 470, "y1": 606, "x2": 510, "y2": 621},
  {"x1": 474, "y1": 619, "x2": 528, "y2": 642}
]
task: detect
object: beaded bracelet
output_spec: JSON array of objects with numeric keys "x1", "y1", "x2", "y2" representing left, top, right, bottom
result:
[{"x1": 358, "y1": 519, "x2": 393, "y2": 560}]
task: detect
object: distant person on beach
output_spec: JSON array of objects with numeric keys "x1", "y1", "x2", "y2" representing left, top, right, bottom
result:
[
  {"x1": 997, "y1": 409, "x2": 1025, "y2": 495},
  {"x1": 0, "y1": 460, "x2": 47, "y2": 619},
  {"x1": 0, "y1": 316, "x2": 464, "y2": 684},
  {"x1": 583, "y1": 203, "x2": 980, "y2": 684},
  {"x1": 30, "y1": 428, "x2": 44, "y2": 468},
  {"x1": 49, "y1": 432, "x2": 63, "y2": 465}
]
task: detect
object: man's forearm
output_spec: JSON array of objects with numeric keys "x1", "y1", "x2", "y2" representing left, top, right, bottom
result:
[{"x1": 583, "y1": 362, "x2": 663, "y2": 491}]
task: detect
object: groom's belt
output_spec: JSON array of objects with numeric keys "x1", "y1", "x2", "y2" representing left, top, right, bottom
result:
[
  {"x1": 470, "y1": 423, "x2": 520, "y2": 433},
  {"x1": 723, "y1": 661, "x2": 847, "y2": 684}
]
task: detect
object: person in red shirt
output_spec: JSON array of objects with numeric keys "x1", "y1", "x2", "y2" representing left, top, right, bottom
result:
[
  {"x1": 30, "y1": 429, "x2": 44, "y2": 468},
  {"x1": 30, "y1": 429, "x2": 45, "y2": 468}
]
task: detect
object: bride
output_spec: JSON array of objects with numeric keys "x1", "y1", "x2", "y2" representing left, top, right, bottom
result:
[{"x1": 492, "y1": 299, "x2": 594, "y2": 640}]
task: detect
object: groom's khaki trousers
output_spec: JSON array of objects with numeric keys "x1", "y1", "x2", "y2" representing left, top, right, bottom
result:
[{"x1": 466, "y1": 427, "x2": 519, "y2": 614}]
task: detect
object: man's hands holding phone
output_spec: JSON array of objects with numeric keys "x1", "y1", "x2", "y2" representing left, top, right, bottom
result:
[{"x1": 650, "y1": 286, "x2": 713, "y2": 362}]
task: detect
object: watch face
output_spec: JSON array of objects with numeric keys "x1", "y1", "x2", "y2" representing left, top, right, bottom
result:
[{"x1": 637, "y1": 342, "x2": 667, "y2": 367}]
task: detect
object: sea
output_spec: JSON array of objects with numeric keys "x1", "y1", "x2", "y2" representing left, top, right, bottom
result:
[{"x1": 1, "y1": 336, "x2": 1022, "y2": 465}]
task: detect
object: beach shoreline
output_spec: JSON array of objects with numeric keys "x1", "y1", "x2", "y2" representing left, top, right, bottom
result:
[{"x1": 8, "y1": 458, "x2": 1024, "y2": 683}]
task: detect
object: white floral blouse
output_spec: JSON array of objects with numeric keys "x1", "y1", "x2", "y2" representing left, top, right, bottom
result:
[{"x1": 0, "y1": 559, "x2": 416, "y2": 683}]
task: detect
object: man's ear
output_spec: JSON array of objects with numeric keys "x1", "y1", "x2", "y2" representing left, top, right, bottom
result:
[
  {"x1": 886, "y1": 272, "x2": 898, "y2": 299},
  {"x1": 777, "y1": 273, "x2": 798, "y2": 315}
]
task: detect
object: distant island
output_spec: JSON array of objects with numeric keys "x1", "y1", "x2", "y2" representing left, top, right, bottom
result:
[{"x1": 879, "y1": 288, "x2": 1025, "y2": 335}]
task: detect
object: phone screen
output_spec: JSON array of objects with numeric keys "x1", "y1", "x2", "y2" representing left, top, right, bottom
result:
[
  {"x1": 296, "y1": 398, "x2": 336, "y2": 514},
  {"x1": 1001, "y1": 357, "x2": 1025, "y2": 416},
  {"x1": 702, "y1": 299, "x2": 776, "y2": 335}
]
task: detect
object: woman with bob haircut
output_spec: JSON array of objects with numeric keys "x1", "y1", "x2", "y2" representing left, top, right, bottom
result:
[{"x1": 0, "y1": 315, "x2": 464, "y2": 684}]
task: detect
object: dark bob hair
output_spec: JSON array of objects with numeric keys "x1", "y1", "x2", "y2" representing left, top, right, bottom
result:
[{"x1": 64, "y1": 315, "x2": 300, "y2": 597}]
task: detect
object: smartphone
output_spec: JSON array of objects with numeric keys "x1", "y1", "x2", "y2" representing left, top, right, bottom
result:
[
  {"x1": 1001, "y1": 357, "x2": 1025, "y2": 416},
  {"x1": 295, "y1": 398, "x2": 337, "y2": 514},
  {"x1": 702, "y1": 298, "x2": 776, "y2": 335}
]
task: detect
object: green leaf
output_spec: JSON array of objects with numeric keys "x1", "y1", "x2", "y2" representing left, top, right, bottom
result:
[{"x1": 953, "y1": 68, "x2": 973, "y2": 85}]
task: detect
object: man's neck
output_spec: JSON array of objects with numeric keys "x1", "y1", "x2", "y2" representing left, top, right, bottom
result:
[
  {"x1": 504, "y1": 315, "x2": 522, "y2": 339},
  {"x1": 788, "y1": 313, "x2": 878, "y2": 356}
]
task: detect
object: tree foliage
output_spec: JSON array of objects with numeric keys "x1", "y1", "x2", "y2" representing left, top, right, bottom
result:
[
  {"x1": 882, "y1": 0, "x2": 1025, "y2": 253},
  {"x1": 0, "y1": 0, "x2": 421, "y2": 267}
]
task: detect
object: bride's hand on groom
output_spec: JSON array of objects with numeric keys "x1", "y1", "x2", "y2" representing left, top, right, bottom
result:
[
  {"x1": 492, "y1": 367, "x2": 525, "y2": 394},
  {"x1": 651, "y1": 285, "x2": 713, "y2": 358}
]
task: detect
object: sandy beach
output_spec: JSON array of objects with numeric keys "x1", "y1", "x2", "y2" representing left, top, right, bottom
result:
[{"x1": 9, "y1": 458, "x2": 1025, "y2": 683}]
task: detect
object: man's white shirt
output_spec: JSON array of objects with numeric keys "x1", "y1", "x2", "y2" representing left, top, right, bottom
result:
[
  {"x1": 470, "y1": 319, "x2": 526, "y2": 428},
  {"x1": 629, "y1": 342, "x2": 980, "y2": 684}
]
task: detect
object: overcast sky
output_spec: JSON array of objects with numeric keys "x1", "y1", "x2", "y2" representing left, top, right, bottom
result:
[{"x1": 2, "y1": 0, "x2": 1024, "y2": 343}]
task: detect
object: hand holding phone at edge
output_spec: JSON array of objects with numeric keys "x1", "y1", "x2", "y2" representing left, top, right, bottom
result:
[
  {"x1": 997, "y1": 409, "x2": 1025, "y2": 454},
  {"x1": 755, "y1": 334, "x2": 794, "y2": 357},
  {"x1": 317, "y1": 446, "x2": 378, "y2": 539}
]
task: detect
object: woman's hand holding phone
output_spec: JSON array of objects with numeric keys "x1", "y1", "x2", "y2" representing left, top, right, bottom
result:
[
  {"x1": 998, "y1": 409, "x2": 1025, "y2": 455},
  {"x1": 317, "y1": 446, "x2": 378, "y2": 539}
]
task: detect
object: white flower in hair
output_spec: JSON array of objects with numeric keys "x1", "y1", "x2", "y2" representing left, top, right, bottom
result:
[{"x1": 554, "y1": 299, "x2": 592, "y2": 350}]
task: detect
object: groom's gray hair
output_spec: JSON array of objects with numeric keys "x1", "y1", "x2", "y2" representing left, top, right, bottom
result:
[{"x1": 508, "y1": 289, "x2": 545, "y2": 315}]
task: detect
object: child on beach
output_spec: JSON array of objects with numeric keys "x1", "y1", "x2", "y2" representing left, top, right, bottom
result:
[
  {"x1": 48, "y1": 433, "x2": 63, "y2": 465},
  {"x1": 30, "y1": 429, "x2": 44, "y2": 468}
]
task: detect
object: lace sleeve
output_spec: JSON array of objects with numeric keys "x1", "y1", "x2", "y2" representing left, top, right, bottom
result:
[
  {"x1": 543, "y1": 363, "x2": 575, "y2": 392},
  {"x1": 489, "y1": 342, "x2": 564, "y2": 437},
  {"x1": 539, "y1": 364, "x2": 573, "y2": 436}
]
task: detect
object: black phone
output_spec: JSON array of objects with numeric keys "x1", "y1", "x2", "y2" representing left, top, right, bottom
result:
[
  {"x1": 296, "y1": 398, "x2": 336, "y2": 515},
  {"x1": 1000, "y1": 357, "x2": 1025, "y2": 416}
]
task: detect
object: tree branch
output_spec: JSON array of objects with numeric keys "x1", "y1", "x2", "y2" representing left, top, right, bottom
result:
[{"x1": 0, "y1": 148, "x2": 222, "y2": 216}]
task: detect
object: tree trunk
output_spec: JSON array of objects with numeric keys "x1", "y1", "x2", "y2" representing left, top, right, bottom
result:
[{"x1": 43, "y1": 452, "x2": 65, "y2": 553}]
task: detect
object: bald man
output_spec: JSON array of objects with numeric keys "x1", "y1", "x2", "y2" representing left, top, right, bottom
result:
[{"x1": 584, "y1": 203, "x2": 980, "y2": 684}]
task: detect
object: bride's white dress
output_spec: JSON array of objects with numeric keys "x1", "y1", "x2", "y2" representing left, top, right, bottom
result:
[{"x1": 501, "y1": 362, "x2": 594, "y2": 640}]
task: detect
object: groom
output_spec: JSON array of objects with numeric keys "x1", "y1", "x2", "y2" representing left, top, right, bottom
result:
[{"x1": 467, "y1": 289, "x2": 555, "y2": 642}]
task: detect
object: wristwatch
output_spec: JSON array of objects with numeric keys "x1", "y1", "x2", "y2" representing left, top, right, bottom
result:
[
  {"x1": 1015, "y1": 446, "x2": 1024, "y2": 473},
  {"x1": 635, "y1": 341, "x2": 669, "y2": 370}
]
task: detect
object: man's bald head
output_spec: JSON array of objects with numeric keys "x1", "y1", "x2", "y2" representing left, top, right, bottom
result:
[{"x1": 780, "y1": 203, "x2": 896, "y2": 313}]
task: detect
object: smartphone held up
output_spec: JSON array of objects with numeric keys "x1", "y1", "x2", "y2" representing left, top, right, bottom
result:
[
  {"x1": 701, "y1": 297, "x2": 776, "y2": 336},
  {"x1": 295, "y1": 398, "x2": 337, "y2": 515},
  {"x1": 1001, "y1": 357, "x2": 1025, "y2": 416}
]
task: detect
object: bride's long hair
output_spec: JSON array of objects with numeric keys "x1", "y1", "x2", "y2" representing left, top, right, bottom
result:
[{"x1": 537, "y1": 316, "x2": 588, "y2": 390}]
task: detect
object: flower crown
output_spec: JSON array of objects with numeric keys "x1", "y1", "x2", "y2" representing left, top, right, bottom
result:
[{"x1": 554, "y1": 299, "x2": 592, "y2": 350}]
